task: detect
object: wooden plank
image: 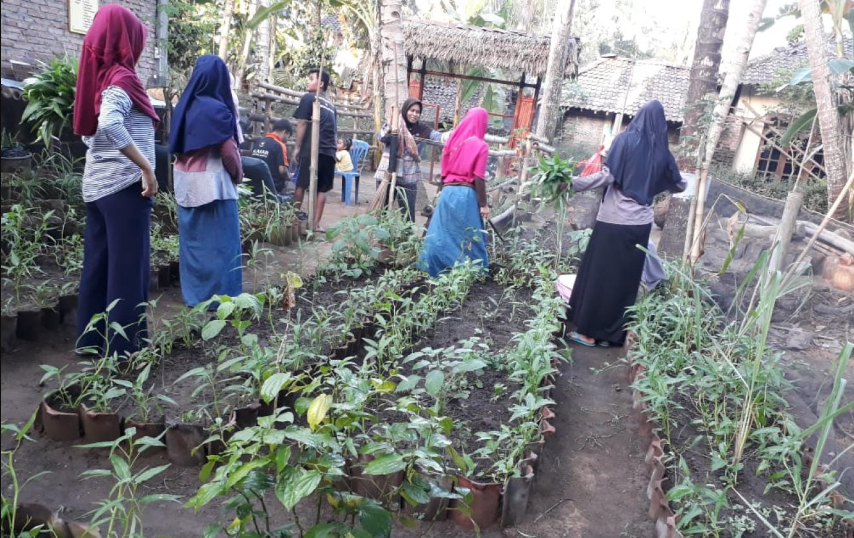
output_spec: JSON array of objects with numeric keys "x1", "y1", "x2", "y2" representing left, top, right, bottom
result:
[{"x1": 421, "y1": 69, "x2": 537, "y2": 88}]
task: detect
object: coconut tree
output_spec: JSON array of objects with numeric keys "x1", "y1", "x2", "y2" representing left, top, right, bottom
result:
[
  {"x1": 217, "y1": 0, "x2": 237, "y2": 61},
  {"x1": 236, "y1": 0, "x2": 258, "y2": 84},
  {"x1": 798, "y1": 0, "x2": 851, "y2": 221},
  {"x1": 535, "y1": 0, "x2": 577, "y2": 141},
  {"x1": 678, "y1": 0, "x2": 731, "y2": 171},
  {"x1": 378, "y1": 0, "x2": 408, "y2": 120},
  {"x1": 255, "y1": 0, "x2": 272, "y2": 83},
  {"x1": 688, "y1": 0, "x2": 769, "y2": 265}
]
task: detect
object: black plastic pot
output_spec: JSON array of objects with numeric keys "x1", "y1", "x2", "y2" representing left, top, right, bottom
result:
[
  {"x1": 58, "y1": 293, "x2": 78, "y2": 325},
  {"x1": 169, "y1": 260, "x2": 180, "y2": 282},
  {"x1": 149, "y1": 268, "x2": 161, "y2": 292},
  {"x1": 40, "y1": 306, "x2": 61, "y2": 330},
  {"x1": 1, "y1": 314, "x2": 17, "y2": 352},
  {"x1": 16, "y1": 308, "x2": 42, "y2": 341},
  {"x1": 158, "y1": 264, "x2": 171, "y2": 288}
]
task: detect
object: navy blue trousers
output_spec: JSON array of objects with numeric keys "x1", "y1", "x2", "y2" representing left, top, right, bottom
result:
[{"x1": 77, "y1": 182, "x2": 152, "y2": 357}]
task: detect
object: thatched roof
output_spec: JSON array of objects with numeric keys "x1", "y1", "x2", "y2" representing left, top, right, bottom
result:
[
  {"x1": 403, "y1": 19, "x2": 579, "y2": 78},
  {"x1": 561, "y1": 57, "x2": 690, "y2": 122}
]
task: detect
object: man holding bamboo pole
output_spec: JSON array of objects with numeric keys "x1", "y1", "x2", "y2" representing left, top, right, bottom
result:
[{"x1": 293, "y1": 68, "x2": 337, "y2": 232}]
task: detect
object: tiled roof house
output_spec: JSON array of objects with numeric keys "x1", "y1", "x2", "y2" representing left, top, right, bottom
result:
[{"x1": 557, "y1": 56, "x2": 690, "y2": 156}]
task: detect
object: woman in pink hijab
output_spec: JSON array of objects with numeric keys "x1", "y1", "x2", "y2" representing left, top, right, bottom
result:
[{"x1": 418, "y1": 108, "x2": 490, "y2": 277}]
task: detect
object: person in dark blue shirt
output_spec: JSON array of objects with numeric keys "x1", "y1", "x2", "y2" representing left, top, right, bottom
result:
[{"x1": 292, "y1": 68, "x2": 337, "y2": 231}]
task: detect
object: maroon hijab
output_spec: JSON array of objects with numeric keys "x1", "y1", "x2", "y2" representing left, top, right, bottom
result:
[{"x1": 73, "y1": 4, "x2": 159, "y2": 136}]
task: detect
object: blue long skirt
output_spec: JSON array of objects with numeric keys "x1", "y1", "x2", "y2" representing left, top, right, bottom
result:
[
  {"x1": 178, "y1": 199, "x2": 243, "y2": 307},
  {"x1": 418, "y1": 185, "x2": 488, "y2": 277}
]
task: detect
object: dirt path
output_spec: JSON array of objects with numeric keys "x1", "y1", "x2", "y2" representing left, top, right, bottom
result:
[
  {"x1": 400, "y1": 343, "x2": 654, "y2": 538},
  {"x1": 512, "y1": 343, "x2": 653, "y2": 538}
]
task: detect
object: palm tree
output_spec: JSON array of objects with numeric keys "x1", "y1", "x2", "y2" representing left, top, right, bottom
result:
[
  {"x1": 689, "y1": 0, "x2": 768, "y2": 264},
  {"x1": 218, "y1": 0, "x2": 237, "y2": 61},
  {"x1": 678, "y1": 0, "x2": 731, "y2": 171},
  {"x1": 236, "y1": 0, "x2": 258, "y2": 84},
  {"x1": 535, "y1": 0, "x2": 576, "y2": 141},
  {"x1": 378, "y1": 0, "x2": 408, "y2": 120},
  {"x1": 256, "y1": 0, "x2": 272, "y2": 83},
  {"x1": 799, "y1": 0, "x2": 850, "y2": 220}
]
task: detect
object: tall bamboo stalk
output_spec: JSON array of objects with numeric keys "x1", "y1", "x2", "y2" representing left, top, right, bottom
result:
[{"x1": 307, "y1": 46, "x2": 325, "y2": 232}]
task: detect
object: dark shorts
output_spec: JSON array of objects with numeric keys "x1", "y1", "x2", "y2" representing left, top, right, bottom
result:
[{"x1": 296, "y1": 154, "x2": 335, "y2": 193}]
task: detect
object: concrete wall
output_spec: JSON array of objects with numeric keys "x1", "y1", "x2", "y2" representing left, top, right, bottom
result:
[
  {"x1": 1, "y1": 0, "x2": 157, "y2": 82},
  {"x1": 728, "y1": 89, "x2": 781, "y2": 174}
]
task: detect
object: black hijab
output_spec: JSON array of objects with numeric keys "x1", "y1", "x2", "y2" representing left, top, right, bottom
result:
[
  {"x1": 605, "y1": 100, "x2": 681, "y2": 206},
  {"x1": 401, "y1": 98, "x2": 434, "y2": 139}
]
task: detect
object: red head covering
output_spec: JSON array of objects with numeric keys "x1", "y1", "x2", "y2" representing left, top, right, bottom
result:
[
  {"x1": 73, "y1": 4, "x2": 159, "y2": 136},
  {"x1": 441, "y1": 107, "x2": 489, "y2": 184}
]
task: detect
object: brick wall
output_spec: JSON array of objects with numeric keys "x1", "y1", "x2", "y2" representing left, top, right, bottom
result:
[
  {"x1": 557, "y1": 109, "x2": 610, "y2": 158},
  {"x1": 712, "y1": 114, "x2": 744, "y2": 169},
  {"x1": 557, "y1": 109, "x2": 683, "y2": 160},
  {"x1": 1, "y1": 0, "x2": 157, "y2": 82}
]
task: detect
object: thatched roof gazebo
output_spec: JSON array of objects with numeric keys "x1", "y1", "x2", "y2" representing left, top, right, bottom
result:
[
  {"x1": 403, "y1": 19, "x2": 579, "y2": 78},
  {"x1": 401, "y1": 19, "x2": 580, "y2": 135}
]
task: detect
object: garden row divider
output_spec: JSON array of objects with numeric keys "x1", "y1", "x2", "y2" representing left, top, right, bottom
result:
[
  {"x1": 624, "y1": 331, "x2": 685, "y2": 538},
  {"x1": 34, "y1": 268, "x2": 426, "y2": 462}
]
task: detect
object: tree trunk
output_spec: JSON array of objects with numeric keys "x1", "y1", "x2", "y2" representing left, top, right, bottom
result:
[
  {"x1": 256, "y1": 0, "x2": 271, "y2": 83},
  {"x1": 677, "y1": 0, "x2": 730, "y2": 172},
  {"x1": 217, "y1": 0, "x2": 236, "y2": 61},
  {"x1": 798, "y1": 0, "x2": 850, "y2": 221},
  {"x1": 831, "y1": 8, "x2": 853, "y2": 220},
  {"x1": 268, "y1": 12, "x2": 278, "y2": 80},
  {"x1": 237, "y1": 0, "x2": 257, "y2": 85},
  {"x1": 378, "y1": 0, "x2": 408, "y2": 120},
  {"x1": 689, "y1": 0, "x2": 768, "y2": 265},
  {"x1": 534, "y1": 0, "x2": 576, "y2": 141}
]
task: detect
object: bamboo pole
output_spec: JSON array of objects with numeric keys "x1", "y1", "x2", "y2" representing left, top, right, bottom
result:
[
  {"x1": 257, "y1": 81, "x2": 370, "y2": 111},
  {"x1": 517, "y1": 136, "x2": 534, "y2": 196},
  {"x1": 307, "y1": 49, "x2": 325, "y2": 233},
  {"x1": 768, "y1": 117, "x2": 816, "y2": 276}
]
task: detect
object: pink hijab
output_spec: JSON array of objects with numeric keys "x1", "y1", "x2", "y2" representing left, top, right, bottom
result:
[{"x1": 441, "y1": 107, "x2": 489, "y2": 184}]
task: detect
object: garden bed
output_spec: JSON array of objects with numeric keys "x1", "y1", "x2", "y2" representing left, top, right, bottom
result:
[{"x1": 626, "y1": 269, "x2": 854, "y2": 538}]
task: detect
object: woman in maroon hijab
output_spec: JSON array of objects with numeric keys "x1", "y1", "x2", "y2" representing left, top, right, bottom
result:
[{"x1": 73, "y1": 5, "x2": 159, "y2": 358}]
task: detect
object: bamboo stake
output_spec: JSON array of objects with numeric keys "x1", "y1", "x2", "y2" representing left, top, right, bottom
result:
[
  {"x1": 307, "y1": 45, "x2": 326, "y2": 233},
  {"x1": 768, "y1": 117, "x2": 816, "y2": 276},
  {"x1": 387, "y1": 41, "x2": 402, "y2": 212}
]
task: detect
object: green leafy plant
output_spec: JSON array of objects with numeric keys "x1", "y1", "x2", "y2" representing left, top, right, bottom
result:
[
  {"x1": 78, "y1": 427, "x2": 179, "y2": 537},
  {"x1": 21, "y1": 56, "x2": 78, "y2": 147},
  {"x1": 1, "y1": 412, "x2": 49, "y2": 538},
  {"x1": 1, "y1": 204, "x2": 55, "y2": 304}
]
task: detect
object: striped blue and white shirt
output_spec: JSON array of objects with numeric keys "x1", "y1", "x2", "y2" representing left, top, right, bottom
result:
[{"x1": 82, "y1": 86, "x2": 155, "y2": 203}]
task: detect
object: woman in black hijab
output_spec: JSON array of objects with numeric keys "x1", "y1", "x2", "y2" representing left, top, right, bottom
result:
[
  {"x1": 374, "y1": 98, "x2": 443, "y2": 220},
  {"x1": 567, "y1": 100, "x2": 687, "y2": 347}
]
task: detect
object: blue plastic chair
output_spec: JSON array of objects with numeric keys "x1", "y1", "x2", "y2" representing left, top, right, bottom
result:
[{"x1": 338, "y1": 139, "x2": 370, "y2": 206}]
